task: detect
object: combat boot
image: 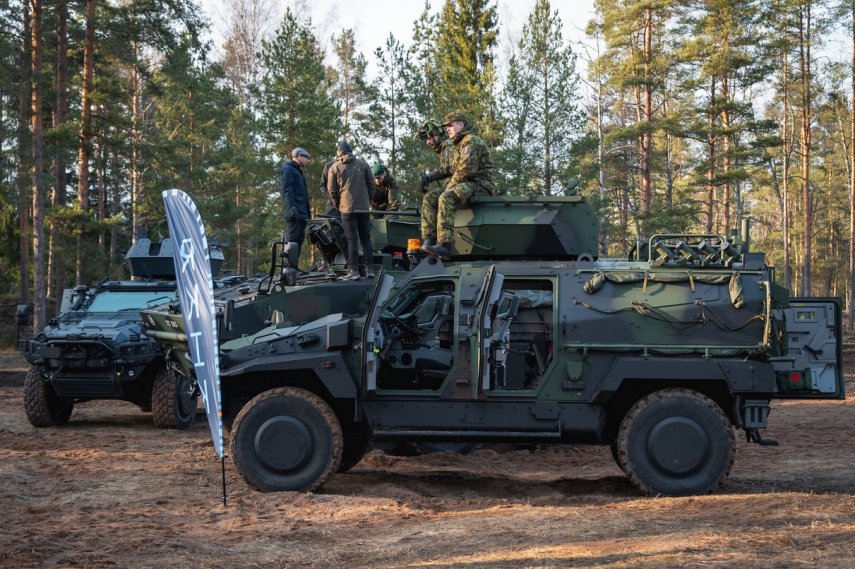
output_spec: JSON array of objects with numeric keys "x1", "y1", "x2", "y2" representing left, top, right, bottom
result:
[
  {"x1": 420, "y1": 238, "x2": 436, "y2": 253},
  {"x1": 424, "y1": 242, "x2": 451, "y2": 260}
]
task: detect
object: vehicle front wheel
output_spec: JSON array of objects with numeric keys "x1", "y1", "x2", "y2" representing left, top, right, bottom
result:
[
  {"x1": 617, "y1": 388, "x2": 735, "y2": 496},
  {"x1": 230, "y1": 387, "x2": 343, "y2": 492},
  {"x1": 152, "y1": 367, "x2": 197, "y2": 430},
  {"x1": 23, "y1": 367, "x2": 73, "y2": 427}
]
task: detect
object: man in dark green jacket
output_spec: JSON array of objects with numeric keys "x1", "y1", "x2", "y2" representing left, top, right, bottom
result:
[
  {"x1": 422, "y1": 113, "x2": 495, "y2": 260},
  {"x1": 370, "y1": 163, "x2": 400, "y2": 214}
]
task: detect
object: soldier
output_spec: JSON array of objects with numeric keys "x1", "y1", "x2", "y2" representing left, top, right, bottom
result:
[
  {"x1": 421, "y1": 112, "x2": 495, "y2": 260},
  {"x1": 415, "y1": 118, "x2": 453, "y2": 253},
  {"x1": 370, "y1": 163, "x2": 400, "y2": 214}
]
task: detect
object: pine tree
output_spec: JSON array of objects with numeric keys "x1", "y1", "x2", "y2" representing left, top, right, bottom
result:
[
  {"x1": 257, "y1": 9, "x2": 340, "y2": 164},
  {"x1": 367, "y1": 34, "x2": 409, "y2": 175},
  {"x1": 435, "y1": 0, "x2": 501, "y2": 146},
  {"x1": 499, "y1": 0, "x2": 583, "y2": 196},
  {"x1": 330, "y1": 28, "x2": 372, "y2": 146}
]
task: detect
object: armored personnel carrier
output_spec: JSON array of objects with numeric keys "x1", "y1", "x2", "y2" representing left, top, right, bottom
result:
[
  {"x1": 143, "y1": 196, "x2": 842, "y2": 496},
  {"x1": 141, "y1": 213, "x2": 419, "y2": 379},
  {"x1": 17, "y1": 237, "x2": 227, "y2": 429}
]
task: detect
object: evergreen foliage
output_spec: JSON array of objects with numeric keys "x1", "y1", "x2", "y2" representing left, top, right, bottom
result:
[{"x1": 6, "y1": 0, "x2": 855, "y2": 333}]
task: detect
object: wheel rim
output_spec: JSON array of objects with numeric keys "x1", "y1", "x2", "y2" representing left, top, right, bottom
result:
[
  {"x1": 175, "y1": 374, "x2": 197, "y2": 421},
  {"x1": 646, "y1": 416, "x2": 711, "y2": 478},
  {"x1": 254, "y1": 416, "x2": 313, "y2": 474}
]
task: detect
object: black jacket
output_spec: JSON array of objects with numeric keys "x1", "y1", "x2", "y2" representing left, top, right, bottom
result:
[{"x1": 279, "y1": 160, "x2": 310, "y2": 220}]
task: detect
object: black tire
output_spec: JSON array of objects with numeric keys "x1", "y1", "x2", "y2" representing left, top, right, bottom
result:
[
  {"x1": 338, "y1": 429, "x2": 372, "y2": 473},
  {"x1": 23, "y1": 367, "x2": 73, "y2": 427},
  {"x1": 617, "y1": 388, "x2": 735, "y2": 496},
  {"x1": 230, "y1": 387, "x2": 343, "y2": 492},
  {"x1": 152, "y1": 367, "x2": 197, "y2": 430},
  {"x1": 609, "y1": 444, "x2": 625, "y2": 472}
]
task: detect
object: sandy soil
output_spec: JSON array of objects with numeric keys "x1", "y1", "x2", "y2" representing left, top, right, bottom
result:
[{"x1": 1, "y1": 347, "x2": 855, "y2": 568}]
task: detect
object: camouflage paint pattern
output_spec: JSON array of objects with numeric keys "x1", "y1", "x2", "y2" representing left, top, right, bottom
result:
[{"x1": 423, "y1": 126, "x2": 495, "y2": 244}]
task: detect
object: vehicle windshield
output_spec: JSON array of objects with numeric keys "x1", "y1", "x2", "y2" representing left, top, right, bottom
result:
[{"x1": 87, "y1": 290, "x2": 177, "y2": 312}]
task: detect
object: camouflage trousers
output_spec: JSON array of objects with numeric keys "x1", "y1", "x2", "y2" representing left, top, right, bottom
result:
[{"x1": 420, "y1": 182, "x2": 478, "y2": 244}]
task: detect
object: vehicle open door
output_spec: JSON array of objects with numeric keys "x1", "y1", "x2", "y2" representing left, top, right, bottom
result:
[
  {"x1": 363, "y1": 271, "x2": 394, "y2": 392},
  {"x1": 772, "y1": 297, "x2": 844, "y2": 400},
  {"x1": 473, "y1": 267, "x2": 520, "y2": 393}
]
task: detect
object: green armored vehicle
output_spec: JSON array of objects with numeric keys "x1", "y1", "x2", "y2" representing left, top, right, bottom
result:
[
  {"x1": 143, "y1": 196, "x2": 843, "y2": 496},
  {"x1": 141, "y1": 213, "x2": 419, "y2": 379},
  {"x1": 17, "y1": 237, "x2": 228, "y2": 429}
]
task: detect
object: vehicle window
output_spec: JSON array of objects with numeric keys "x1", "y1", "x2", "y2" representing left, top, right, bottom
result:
[{"x1": 87, "y1": 290, "x2": 177, "y2": 312}]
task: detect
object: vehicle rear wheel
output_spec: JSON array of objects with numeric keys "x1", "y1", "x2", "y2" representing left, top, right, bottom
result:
[
  {"x1": 617, "y1": 388, "x2": 735, "y2": 496},
  {"x1": 230, "y1": 387, "x2": 343, "y2": 492},
  {"x1": 609, "y1": 444, "x2": 624, "y2": 472},
  {"x1": 152, "y1": 367, "x2": 197, "y2": 430},
  {"x1": 23, "y1": 367, "x2": 73, "y2": 427}
]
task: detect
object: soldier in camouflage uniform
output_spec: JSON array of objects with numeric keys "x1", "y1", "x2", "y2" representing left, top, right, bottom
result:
[
  {"x1": 370, "y1": 163, "x2": 400, "y2": 215},
  {"x1": 422, "y1": 112, "x2": 495, "y2": 259},
  {"x1": 415, "y1": 118, "x2": 453, "y2": 252}
]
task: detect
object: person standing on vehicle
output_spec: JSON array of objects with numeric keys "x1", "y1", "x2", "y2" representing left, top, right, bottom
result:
[
  {"x1": 327, "y1": 141, "x2": 376, "y2": 280},
  {"x1": 370, "y1": 163, "x2": 400, "y2": 214},
  {"x1": 319, "y1": 158, "x2": 340, "y2": 217},
  {"x1": 280, "y1": 147, "x2": 312, "y2": 267},
  {"x1": 415, "y1": 117, "x2": 453, "y2": 253},
  {"x1": 422, "y1": 112, "x2": 495, "y2": 260}
]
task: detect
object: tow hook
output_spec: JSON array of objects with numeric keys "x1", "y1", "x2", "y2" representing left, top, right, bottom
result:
[{"x1": 746, "y1": 427, "x2": 778, "y2": 446}]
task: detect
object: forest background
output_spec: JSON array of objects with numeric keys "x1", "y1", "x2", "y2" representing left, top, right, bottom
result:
[{"x1": 3, "y1": 0, "x2": 855, "y2": 337}]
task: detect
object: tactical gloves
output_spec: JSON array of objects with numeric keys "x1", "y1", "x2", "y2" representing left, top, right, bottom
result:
[{"x1": 420, "y1": 174, "x2": 430, "y2": 193}]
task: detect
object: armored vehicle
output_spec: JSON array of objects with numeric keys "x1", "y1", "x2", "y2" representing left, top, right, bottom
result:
[
  {"x1": 143, "y1": 196, "x2": 843, "y2": 496},
  {"x1": 141, "y1": 213, "x2": 419, "y2": 379},
  {"x1": 17, "y1": 237, "x2": 226, "y2": 429}
]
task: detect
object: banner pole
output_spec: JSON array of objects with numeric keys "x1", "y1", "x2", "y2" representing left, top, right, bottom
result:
[{"x1": 221, "y1": 455, "x2": 227, "y2": 507}]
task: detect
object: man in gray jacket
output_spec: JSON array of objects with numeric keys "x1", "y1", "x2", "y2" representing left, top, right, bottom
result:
[{"x1": 327, "y1": 140, "x2": 376, "y2": 280}]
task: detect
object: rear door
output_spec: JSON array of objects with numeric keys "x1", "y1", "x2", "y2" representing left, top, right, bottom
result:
[{"x1": 772, "y1": 297, "x2": 844, "y2": 399}]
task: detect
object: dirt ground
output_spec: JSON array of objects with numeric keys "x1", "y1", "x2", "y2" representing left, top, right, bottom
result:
[{"x1": 1, "y1": 347, "x2": 855, "y2": 569}]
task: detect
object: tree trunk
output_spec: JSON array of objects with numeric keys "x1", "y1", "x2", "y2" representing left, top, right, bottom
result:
[
  {"x1": 76, "y1": 0, "x2": 96, "y2": 285},
  {"x1": 31, "y1": 0, "x2": 46, "y2": 331},
  {"x1": 97, "y1": 139, "x2": 106, "y2": 276},
  {"x1": 17, "y1": 3, "x2": 32, "y2": 308},
  {"x1": 51, "y1": 0, "x2": 68, "y2": 309},
  {"x1": 131, "y1": 59, "x2": 144, "y2": 241},
  {"x1": 799, "y1": 3, "x2": 812, "y2": 296},
  {"x1": 782, "y1": 47, "x2": 792, "y2": 291},
  {"x1": 849, "y1": 0, "x2": 855, "y2": 329},
  {"x1": 109, "y1": 150, "x2": 120, "y2": 278},
  {"x1": 639, "y1": 8, "x2": 653, "y2": 214},
  {"x1": 721, "y1": 76, "x2": 732, "y2": 237},
  {"x1": 706, "y1": 76, "x2": 716, "y2": 234}
]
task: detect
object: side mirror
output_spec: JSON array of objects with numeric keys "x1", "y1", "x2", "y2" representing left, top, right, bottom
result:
[{"x1": 16, "y1": 305, "x2": 30, "y2": 327}]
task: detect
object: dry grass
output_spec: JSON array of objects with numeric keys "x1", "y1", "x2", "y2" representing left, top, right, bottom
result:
[{"x1": 2, "y1": 347, "x2": 855, "y2": 567}]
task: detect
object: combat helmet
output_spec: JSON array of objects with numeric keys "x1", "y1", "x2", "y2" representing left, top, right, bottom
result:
[{"x1": 416, "y1": 118, "x2": 445, "y2": 140}]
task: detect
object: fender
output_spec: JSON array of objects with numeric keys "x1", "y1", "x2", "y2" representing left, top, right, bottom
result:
[
  {"x1": 591, "y1": 357, "x2": 777, "y2": 403},
  {"x1": 220, "y1": 350, "x2": 357, "y2": 399}
]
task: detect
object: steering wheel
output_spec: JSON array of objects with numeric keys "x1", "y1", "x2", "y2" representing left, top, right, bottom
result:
[{"x1": 384, "y1": 313, "x2": 418, "y2": 336}]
